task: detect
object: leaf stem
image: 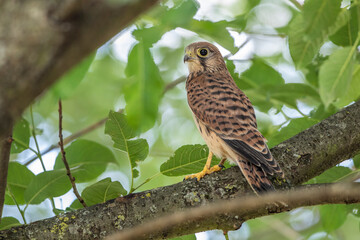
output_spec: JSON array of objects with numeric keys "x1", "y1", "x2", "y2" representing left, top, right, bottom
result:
[
  {"x1": 29, "y1": 105, "x2": 56, "y2": 211},
  {"x1": 11, "y1": 137, "x2": 39, "y2": 157},
  {"x1": 131, "y1": 172, "x2": 161, "y2": 193},
  {"x1": 29, "y1": 106, "x2": 46, "y2": 172},
  {"x1": 7, "y1": 186, "x2": 27, "y2": 224},
  {"x1": 288, "y1": 0, "x2": 302, "y2": 10},
  {"x1": 336, "y1": 169, "x2": 360, "y2": 182}
]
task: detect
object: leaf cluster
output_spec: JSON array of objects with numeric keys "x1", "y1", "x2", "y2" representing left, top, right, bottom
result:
[{"x1": 3, "y1": 0, "x2": 360, "y2": 239}]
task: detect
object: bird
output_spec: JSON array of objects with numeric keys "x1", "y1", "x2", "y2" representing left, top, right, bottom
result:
[{"x1": 183, "y1": 41, "x2": 285, "y2": 193}]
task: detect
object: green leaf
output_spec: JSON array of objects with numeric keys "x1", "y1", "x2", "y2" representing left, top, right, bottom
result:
[
  {"x1": 160, "y1": 144, "x2": 211, "y2": 176},
  {"x1": 240, "y1": 58, "x2": 284, "y2": 89},
  {"x1": 303, "y1": 0, "x2": 342, "y2": 41},
  {"x1": 289, "y1": 0, "x2": 344, "y2": 68},
  {"x1": 304, "y1": 55, "x2": 328, "y2": 88},
  {"x1": 5, "y1": 162, "x2": 35, "y2": 205},
  {"x1": 347, "y1": 203, "x2": 360, "y2": 218},
  {"x1": 132, "y1": 26, "x2": 165, "y2": 47},
  {"x1": 333, "y1": 63, "x2": 360, "y2": 108},
  {"x1": 24, "y1": 169, "x2": 71, "y2": 205},
  {"x1": 161, "y1": 0, "x2": 199, "y2": 28},
  {"x1": 268, "y1": 83, "x2": 320, "y2": 108},
  {"x1": 69, "y1": 199, "x2": 83, "y2": 210},
  {"x1": 307, "y1": 166, "x2": 352, "y2": 184},
  {"x1": 133, "y1": 0, "x2": 199, "y2": 47},
  {"x1": 245, "y1": 83, "x2": 319, "y2": 112},
  {"x1": 54, "y1": 139, "x2": 116, "y2": 182},
  {"x1": 105, "y1": 111, "x2": 149, "y2": 179},
  {"x1": 11, "y1": 118, "x2": 30, "y2": 154},
  {"x1": 81, "y1": 178, "x2": 127, "y2": 206},
  {"x1": 188, "y1": 18, "x2": 245, "y2": 53},
  {"x1": 319, "y1": 204, "x2": 348, "y2": 232},
  {"x1": 237, "y1": 60, "x2": 317, "y2": 111},
  {"x1": 53, "y1": 208, "x2": 65, "y2": 215},
  {"x1": 289, "y1": 15, "x2": 321, "y2": 68},
  {"x1": 51, "y1": 53, "x2": 95, "y2": 99},
  {"x1": 319, "y1": 46, "x2": 358, "y2": 107},
  {"x1": 124, "y1": 41, "x2": 164, "y2": 132},
  {"x1": 309, "y1": 103, "x2": 337, "y2": 121},
  {"x1": 268, "y1": 118, "x2": 318, "y2": 148},
  {"x1": 353, "y1": 154, "x2": 360, "y2": 169},
  {"x1": 0, "y1": 217, "x2": 21, "y2": 230},
  {"x1": 330, "y1": 6, "x2": 359, "y2": 46}
]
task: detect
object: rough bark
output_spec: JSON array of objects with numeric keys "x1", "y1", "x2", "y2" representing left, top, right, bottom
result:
[
  {"x1": 108, "y1": 183, "x2": 360, "y2": 240},
  {"x1": 0, "y1": 0, "x2": 159, "y2": 219},
  {"x1": 1, "y1": 100, "x2": 360, "y2": 239},
  {"x1": 0, "y1": 0, "x2": 158, "y2": 136},
  {"x1": 0, "y1": 127, "x2": 13, "y2": 223}
]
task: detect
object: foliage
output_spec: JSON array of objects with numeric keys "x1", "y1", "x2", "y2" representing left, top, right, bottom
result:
[{"x1": 3, "y1": 0, "x2": 360, "y2": 239}]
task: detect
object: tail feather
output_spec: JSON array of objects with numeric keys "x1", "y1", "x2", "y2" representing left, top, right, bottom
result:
[{"x1": 237, "y1": 160, "x2": 275, "y2": 194}]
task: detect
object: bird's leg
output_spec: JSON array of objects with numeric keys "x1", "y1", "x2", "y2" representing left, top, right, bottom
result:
[{"x1": 184, "y1": 152, "x2": 224, "y2": 181}]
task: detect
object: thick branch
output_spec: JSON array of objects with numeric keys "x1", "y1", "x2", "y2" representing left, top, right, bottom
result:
[
  {"x1": 0, "y1": 127, "x2": 13, "y2": 221},
  {"x1": 108, "y1": 183, "x2": 360, "y2": 240},
  {"x1": 1, "y1": 100, "x2": 360, "y2": 239},
  {"x1": 0, "y1": 0, "x2": 159, "y2": 136}
]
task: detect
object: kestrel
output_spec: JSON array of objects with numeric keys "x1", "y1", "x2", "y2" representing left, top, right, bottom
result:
[{"x1": 183, "y1": 42, "x2": 284, "y2": 193}]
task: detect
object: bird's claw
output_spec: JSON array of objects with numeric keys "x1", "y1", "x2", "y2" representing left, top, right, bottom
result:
[
  {"x1": 218, "y1": 164, "x2": 225, "y2": 169},
  {"x1": 184, "y1": 165, "x2": 224, "y2": 181}
]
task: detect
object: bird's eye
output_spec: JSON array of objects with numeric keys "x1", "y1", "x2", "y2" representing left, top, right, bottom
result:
[{"x1": 197, "y1": 48, "x2": 209, "y2": 57}]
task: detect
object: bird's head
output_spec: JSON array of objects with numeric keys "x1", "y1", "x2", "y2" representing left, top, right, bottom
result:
[{"x1": 184, "y1": 42, "x2": 227, "y2": 74}]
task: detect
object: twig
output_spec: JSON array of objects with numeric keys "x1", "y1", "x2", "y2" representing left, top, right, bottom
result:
[
  {"x1": 58, "y1": 100, "x2": 87, "y2": 208},
  {"x1": 260, "y1": 217, "x2": 301, "y2": 239},
  {"x1": 163, "y1": 76, "x2": 186, "y2": 93},
  {"x1": 106, "y1": 183, "x2": 360, "y2": 240},
  {"x1": 25, "y1": 77, "x2": 187, "y2": 166},
  {"x1": 245, "y1": 32, "x2": 287, "y2": 38},
  {"x1": 0, "y1": 128, "x2": 13, "y2": 223},
  {"x1": 223, "y1": 37, "x2": 251, "y2": 60},
  {"x1": 24, "y1": 116, "x2": 109, "y2": 166}
]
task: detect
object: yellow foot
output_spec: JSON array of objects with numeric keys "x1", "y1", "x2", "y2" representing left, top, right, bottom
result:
[{"x1": 184, "y1": 165, "x2": 223, "y2": 181}]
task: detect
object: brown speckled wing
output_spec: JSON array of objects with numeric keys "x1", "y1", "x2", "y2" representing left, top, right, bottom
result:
[{"x1": 186, "y1": 71, "x2": 284, "y2": 191}]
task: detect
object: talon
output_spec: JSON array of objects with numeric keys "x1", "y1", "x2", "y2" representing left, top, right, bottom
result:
[
  {"x1": 218, "y1": 164, "x2": 225, "y2": 169},
  {"x1": 184, "y1": 165, "x2": 223, "y2": 181}
]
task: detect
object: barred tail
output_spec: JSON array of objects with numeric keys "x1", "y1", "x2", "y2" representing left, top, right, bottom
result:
[{"x1": 237, "y1": 159, "x2": 275, "y2": 194}]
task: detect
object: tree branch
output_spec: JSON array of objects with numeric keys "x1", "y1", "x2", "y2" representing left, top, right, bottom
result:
[
  {"x1": 1, "y1": 100, "x2": 360, "y2": 239},
  {"x1": 163, "y1": 76, "x2": 186, "y2": 93},
  {"x1": 107, "y1": 183, "x2": 360, "y2": 240},
  {"x1": 0, "y1": 0, "x2": 159, "y2": 139},
  {"x1": 0, "y1": 127, "x2": 13, "y2": 222}
]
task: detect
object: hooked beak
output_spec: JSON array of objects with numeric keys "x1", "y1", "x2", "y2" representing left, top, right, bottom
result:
[{"x1": 184, "y1": 51, "x2": 195, "y2": 63}]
